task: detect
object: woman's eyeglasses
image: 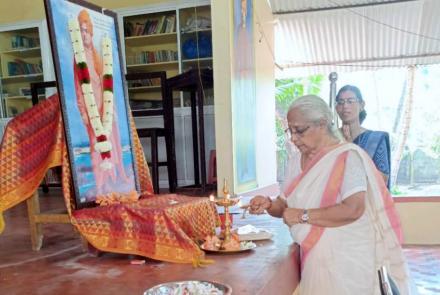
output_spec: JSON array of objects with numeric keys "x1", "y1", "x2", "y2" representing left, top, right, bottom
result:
[
  {"x1": 284, "y1": 125, "x2": 310, "y2": 138},
  {"x1": 336, "y1": 97, "x2": 358, "y2": 106}
]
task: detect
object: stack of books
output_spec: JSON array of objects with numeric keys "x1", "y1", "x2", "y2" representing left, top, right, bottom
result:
[
  {"x1": 7, "y1": 59, "x2": 43, "y2": 76},
  {"x1": 124, "y1": 15, "x2": 176, "y2": 37},
  {"x1": 11, "y1": 35, "x2": 39, "y2": 49}
]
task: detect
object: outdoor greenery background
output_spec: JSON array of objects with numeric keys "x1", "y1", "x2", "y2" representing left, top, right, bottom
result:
[{"x1": 275, "y1": 65, "x2": 440, "y2": 196}]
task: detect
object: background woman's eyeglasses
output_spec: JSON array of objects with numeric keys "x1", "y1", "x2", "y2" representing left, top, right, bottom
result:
[
  {"x1": 284, "y1": 125, "x2": 310, "y2": 138},
  {"x1": 336, "y1": 97, "x2": 358, "y2": 106}
]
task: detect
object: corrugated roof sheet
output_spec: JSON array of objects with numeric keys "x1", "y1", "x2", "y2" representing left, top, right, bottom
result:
[
  {"x1": 270, "y1": 0, "x2": 440, "y2": 77},
  {"x1": 269, "y1": 0, "x2": 414, "y2": 14}
]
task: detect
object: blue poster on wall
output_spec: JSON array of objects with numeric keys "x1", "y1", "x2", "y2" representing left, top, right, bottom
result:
[{"x1": 232, "y1": 0, "x2": 257, "y2": 192}]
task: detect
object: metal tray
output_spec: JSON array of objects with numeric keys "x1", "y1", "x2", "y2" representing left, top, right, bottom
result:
[{"x1": 144, "y1": 280, "x2": 232, "y2": 295}]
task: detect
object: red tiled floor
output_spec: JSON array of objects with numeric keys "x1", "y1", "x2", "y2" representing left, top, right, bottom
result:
[
  {"x1": 1, "y1": 188, "x2": 439, "y2": 294},
  {"x1": 404, "y1": 246, "x2": 440, "y2": 294}
]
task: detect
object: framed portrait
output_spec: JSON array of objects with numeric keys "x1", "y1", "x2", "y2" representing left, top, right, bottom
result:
[
  {"x1": 44, "y1": 0, "x2": 140, "y2": 208},
  {"x1": 231, "y1": 0, "x2": 257, "y2": 192}
]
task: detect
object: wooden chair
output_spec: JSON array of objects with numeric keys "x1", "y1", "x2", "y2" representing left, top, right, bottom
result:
[
  {"x1": 26, "y1": 81, "x2": 71, "y2": 251},
  {"x1": 26, "y1": 191, "x2": 71, "y2": 251},
  {"x1": 126, "y1": 71, "x2": 177, "y2": 193},
  {"x1": 165, "y1": 68, "x2": 213, "y2": 192}
]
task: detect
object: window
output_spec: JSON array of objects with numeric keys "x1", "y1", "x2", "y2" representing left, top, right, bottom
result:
[{"x1": 276, "y1": 65, "x2": 440, "y2": 197}]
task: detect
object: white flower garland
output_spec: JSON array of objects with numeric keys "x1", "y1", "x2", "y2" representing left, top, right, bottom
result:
[{"x1": 68, "y1": 19, "x2": 114, "y2": 160}]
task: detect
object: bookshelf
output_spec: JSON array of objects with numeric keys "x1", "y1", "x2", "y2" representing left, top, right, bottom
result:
[
  {"x1": 121, "y1": 3, "x2": 213, "y2": 110},
  {"x1": 0, "y1": 27, "x2": 44, "y2": 117},
  {"x1": 123, "y1": 10, "x2": 179, "y2": 111}
]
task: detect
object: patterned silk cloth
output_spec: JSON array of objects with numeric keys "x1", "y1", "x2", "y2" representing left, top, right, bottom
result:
[{"x1": 0, "y1": 95, "x2": 218, "y2": 264}]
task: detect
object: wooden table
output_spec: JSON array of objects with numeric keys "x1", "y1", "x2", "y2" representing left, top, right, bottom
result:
[{"x1": 141, "y1": 213, "x2": 300, "y2": 295}]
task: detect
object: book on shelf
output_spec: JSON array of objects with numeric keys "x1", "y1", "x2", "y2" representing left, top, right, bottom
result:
[
  {"x1": 10, "y1": 35, "x2": 40, "y2": 49},
  {"x1": 157, "y1": 16, "x2": 166, "y2": 34},
  {"x1": 164, "y1": 15, "x2": 176, "y2": 33},
  {"x1": 134, "y1": 22, "x2": 144, "y2": 36},
  {"x1": 144, "y1": 19, "x2": 158, "y2": 35},
  {"x1": 19, "y1": 87, "x2": 32, "y2": 96},
  {"x1": 124, "y1": 21, "x2": 134, "y2": 37},
  {"x1": 127, "y1": 50, "x2": 177, "y2": 65},
  {"x1": 16, "y1": 87, "x2": 44, "y2": 97},
  {"x1": 7, "y1": 58, "x2": 43, "y2": 76},
  {"x1": 124, "y1": 15, "x2": 176, "y2": 37},
  {"x1": 129, "y1": 99, "x2": 162, "y2": 110}
]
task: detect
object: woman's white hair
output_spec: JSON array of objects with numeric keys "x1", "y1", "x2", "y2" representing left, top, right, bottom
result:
[{"x1": 288, "y1": 95, "x2": 342, "y2": 139}]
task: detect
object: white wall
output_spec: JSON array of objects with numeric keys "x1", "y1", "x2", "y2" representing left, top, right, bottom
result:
[
  {"x1": 396, "y1": 201, "x2": 440, "y2": 245},
  {"x1": 212, "y1": 0, "x2": 235, "y2": 193}
]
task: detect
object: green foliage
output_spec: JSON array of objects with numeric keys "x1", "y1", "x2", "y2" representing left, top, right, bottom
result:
[
  {"x1": 431, "y1": 136, "x2": 440, "y2": 171},
  {"x1": 275, "y1": 75, "x2": 324, "y2": 115},
  {"x1": 275, "y1": 75, "x2": 324, "y2": 145},
  {"x1": 390, "y1": 186, "x2": 403, "y2": 196},
  {"x1": 276, "y1": 118, "x2": 286, "y2": 149},
  {"x1": 275, "y1": 75, "x2": 324, "y2": 179},
  {"x1": 431, "y1": 135, "x2": 440, "y2": 157}
]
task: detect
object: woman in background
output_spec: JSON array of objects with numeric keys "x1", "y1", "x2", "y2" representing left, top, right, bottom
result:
[{"x1": 336, "y1": 85, "x2": 391, "y2": 188}]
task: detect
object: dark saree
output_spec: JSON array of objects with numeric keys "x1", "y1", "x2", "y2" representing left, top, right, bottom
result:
[{"x1": 353, "y1": 130, "x2": 391, "y2": 189}]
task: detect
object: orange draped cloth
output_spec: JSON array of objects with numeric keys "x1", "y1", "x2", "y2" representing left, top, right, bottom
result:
[{"x1": 0, "y1": 95, "x2": 218, "y2": 264}]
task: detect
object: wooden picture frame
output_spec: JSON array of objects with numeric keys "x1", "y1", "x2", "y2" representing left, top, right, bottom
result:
[{"x1": 44, "y1": 0, "x2": 140, "y2": 209}]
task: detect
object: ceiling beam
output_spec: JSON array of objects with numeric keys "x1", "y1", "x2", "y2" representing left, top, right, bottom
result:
[{"x1": 273, "y1": 0, "x2": 419, "y2": 15}]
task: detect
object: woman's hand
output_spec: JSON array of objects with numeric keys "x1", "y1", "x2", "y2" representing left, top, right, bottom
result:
[
  {"x1": 249, "y1": 195, "x2": 272, "y2": 214},
  {"x1": 282, "y1": 208, "x2": 302, "y2": 227},
  {"x1": 342, "y1": 124, "x2": 352, "y2": 142}
]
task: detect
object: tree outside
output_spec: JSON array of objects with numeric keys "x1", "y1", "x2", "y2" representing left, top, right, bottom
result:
[{"x1": 275, "y1": 75, "x2": 324, "y2": 181}]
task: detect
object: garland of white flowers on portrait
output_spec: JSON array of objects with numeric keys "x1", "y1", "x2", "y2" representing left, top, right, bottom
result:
[{"x1": 68, "y1": 19, "x2": 114, "y2": 170}]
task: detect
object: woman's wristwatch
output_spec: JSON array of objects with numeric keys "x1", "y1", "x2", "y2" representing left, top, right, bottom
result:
[{"x1": 300, "y1": 209, "x2": 309, "y2": 223}]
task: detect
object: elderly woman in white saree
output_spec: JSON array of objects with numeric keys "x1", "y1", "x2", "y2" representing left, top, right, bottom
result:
[{"x1": 249, "y1": 95, "x2": 410, "y2": 295}]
